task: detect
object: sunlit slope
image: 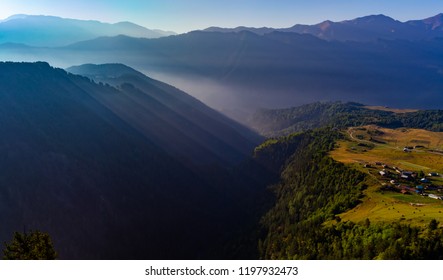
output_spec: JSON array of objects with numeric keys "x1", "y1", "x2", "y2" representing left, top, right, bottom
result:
[
  {"x1": 330, "y1": 126, "x2": 443, "y2": 226},
  {"x1": 67, "y1": 63, "x2": 262, "y2": 166},
  {"x1": 0, "y1": 62, "x2": 263, "y2": 259}
]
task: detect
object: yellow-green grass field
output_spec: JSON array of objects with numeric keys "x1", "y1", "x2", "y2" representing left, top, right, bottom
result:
[
  {"x1": 332, "y1": 126, "x2": 443, "y2": 171},
  {"x1": 339, "y1": 186, "x2": 443, "y2": 227},
  {"x1": 330, "y1": 126, "x2": 443, "y2": 227}
]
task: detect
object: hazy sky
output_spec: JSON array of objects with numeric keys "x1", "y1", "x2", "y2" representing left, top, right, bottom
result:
[{"x1": 1, "y1": 0, "x2": 443, "y2": 33}]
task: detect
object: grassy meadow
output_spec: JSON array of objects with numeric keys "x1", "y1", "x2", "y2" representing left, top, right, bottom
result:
[{"x1": 330, "y1": 126, "x2": 443, "y2": 227}]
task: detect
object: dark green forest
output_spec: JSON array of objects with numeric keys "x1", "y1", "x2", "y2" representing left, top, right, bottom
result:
[
  {"x1": 256, "y1": 128, "x2": 443, "y2": 259},
  {"x1": 250, "y1": 102, "x2": 443, "y2": 137}
]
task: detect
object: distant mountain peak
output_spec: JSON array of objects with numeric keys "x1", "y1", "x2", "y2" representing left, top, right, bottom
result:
[
  {"x1": 318, "y1": 20, "x2": 333, "y2": 31},
  {"x1": 0, "y1": 14, "x2": 176, "y2": 47},
  {"x1": 0, "y1": 14, "x2": 28, "y2": 22},
  {"x1": 4, "y1": 14, "x2": 28, "y2": 20},
  {"x1": 347, "y1": 14, "x2": 397, "y2": 24},
  {"x1": 5, "y1": 14, "x2": 67, "y2": 22},
  {"x1": 422, "y1": 13, "x2": 443, "y2": 29}
]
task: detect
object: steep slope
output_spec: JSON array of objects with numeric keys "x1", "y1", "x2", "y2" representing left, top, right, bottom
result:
[
  {"x1": 407, "y1": 13, "x2": 443, "y2": 32},
  {"x1": 0, "y1": 62, "x2": 263, "y2": 259},
  {"x1": 66, "y1": 63, "x2": 262, "y2": 166},
  {"x1": 0, "y1": 14, "x2": 175, "y2": 47}
]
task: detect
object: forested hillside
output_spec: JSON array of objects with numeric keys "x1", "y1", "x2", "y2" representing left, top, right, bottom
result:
[
  {"x1": 256, "y1": 128, "x2": 443, "y2": 259},
  {"x1": 250, "y1": 102, "x2": 443, "y2": 136}
]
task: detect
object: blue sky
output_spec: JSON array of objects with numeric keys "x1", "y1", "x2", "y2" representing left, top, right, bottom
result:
[{"x1": 1, "y1": 0, "x2": 443, "y2": 33}]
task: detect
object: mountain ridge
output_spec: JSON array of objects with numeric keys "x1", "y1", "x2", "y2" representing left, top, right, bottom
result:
[
  {"x1": 0, "y1": 61, "x2": 265, "y2": 259},
  {"x1": 38, "y1": 31, "x2": 443, "y2": 121},
  {"x1": 204, "y1": 13, "x2": 443, "y2": 42},
  {"x1": 3, "y1": 14, "x2": 443, "y2": 124},
  {"x1": 0, "y1": 14, "x2": 176, "y2": 47},
  {"x1": 66, "y1": 63, "x2": 262, "y2": 166}
]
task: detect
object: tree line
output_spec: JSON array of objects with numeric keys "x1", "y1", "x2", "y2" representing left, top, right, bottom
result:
[{"x1": 250, "y1": 102, "x2": 443, "y2": 137}]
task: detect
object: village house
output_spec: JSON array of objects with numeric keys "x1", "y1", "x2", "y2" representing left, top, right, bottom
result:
[
  {"x1": 416, "y1": 185, "x2": 424, "y2": 194},
  {"x1": 401, "y1": 171, "x2": 413, "y2": 180},
  {"x1": 428, "y1": 194, "x2": 441, "y2": 200},
  {"x1": 420, "y1": 178, "x2": 430, "y2": 183}
]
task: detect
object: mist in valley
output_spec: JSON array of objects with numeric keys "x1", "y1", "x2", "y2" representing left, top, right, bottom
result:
[
  {"x1": 2, "y1": 9, "x2": 443, "y2": 261},
  {"x1": 3, "y1": 25, "x2": 443, "y2": 126}
]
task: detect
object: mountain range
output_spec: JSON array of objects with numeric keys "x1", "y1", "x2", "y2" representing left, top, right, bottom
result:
[
  {"x1": 1, "y1": 13, "x2": 443, "y2": 117},
  {"x1": 0, "y1": 14, "x2": 175, "y2": 47},
  {"x1": 62, "y1": 31, "x2": 443, "y2": 119},
  {"x1": 205, "y1": 13, "x2": 443, "y2": 42},
  {"x1": 2, "y1": 13, "x2": 443, "y2": 48},
  {"x1": 3, "y1": 26, "x2": 443, "y2": 123},
  {"x1": 2, "y1": 11, "x2": 443, "y2": 260}
]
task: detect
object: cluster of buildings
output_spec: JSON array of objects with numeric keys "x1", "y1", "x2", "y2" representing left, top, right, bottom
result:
[{"x1": 368, "y1": 162, "x2": 443, "y2": 199}]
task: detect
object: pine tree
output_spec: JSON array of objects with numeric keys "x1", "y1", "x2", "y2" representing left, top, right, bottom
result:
[{"x1": 3, "y1": 230, "x2": 57, "y2": 260}]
